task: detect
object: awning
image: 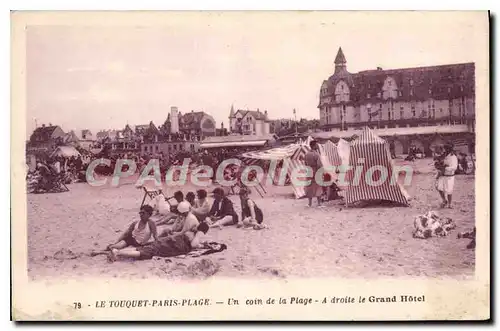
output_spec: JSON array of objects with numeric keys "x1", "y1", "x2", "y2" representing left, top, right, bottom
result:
[
  {"x1": 240, "y1": 143, "x2": 300, "y2": 161},
  {"x1": 200, "y1": 140, "x2": 268, "y2": 149},
  {"x1": 50, "y1": 146, "x2": 81, "y2": 158},
  {"x1": 312, "y1": 125, "x2": 471, "y2": 140}
]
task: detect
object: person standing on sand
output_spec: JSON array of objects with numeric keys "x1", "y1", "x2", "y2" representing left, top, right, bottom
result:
[
  {"x1": 436, "y1": 143, "x2": 458, "y2": 209},
  {"x1": 304, "y1": 140, "x2": 324, "y2": 208},
  {"x1": 91, "y1": 205, "x2": 159, "y2": 256},
  {"x1": 108, "y1": 223, "x2": 209, "y2": 262}
]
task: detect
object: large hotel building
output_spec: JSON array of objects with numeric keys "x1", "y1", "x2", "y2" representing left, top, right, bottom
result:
[{"x1": 317, "y1": 48, "x2": 475, "y2": 155}]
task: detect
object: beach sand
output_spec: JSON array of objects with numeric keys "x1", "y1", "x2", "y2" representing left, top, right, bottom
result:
[{"x1": 26, "y1": 159, "x2": 475, "y2": 280}]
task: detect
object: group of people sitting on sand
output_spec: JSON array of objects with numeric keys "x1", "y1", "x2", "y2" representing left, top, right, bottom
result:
[{"x1": 91, "y1": 186, "x2": 265, "y2": 262}]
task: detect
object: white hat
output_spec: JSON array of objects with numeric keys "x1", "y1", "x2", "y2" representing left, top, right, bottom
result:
[{"x1": 177, "y1": 201, "x2": 191, "y2": 213}]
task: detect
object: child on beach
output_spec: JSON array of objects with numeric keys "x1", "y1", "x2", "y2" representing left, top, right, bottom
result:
[
  {"x1": 237, "y1": 187, "x2": 265, "y2": 230},
  {"x1": 91, "y1": 205, "x2": 159, "y2": 256}
]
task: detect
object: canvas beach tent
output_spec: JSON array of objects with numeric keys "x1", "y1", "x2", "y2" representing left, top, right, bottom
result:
[
  {"x1": 240, "y1": 138, "x2": 320, "y2": 185},
  {"x1": 240, "y1": 143, "x2": 302, "y2": 165},
  {"x1": 50, "y1": 146, "x2": 81, "y2": 158},
  {"x1": 336, "y1": 138, "x2": 350, "y2": 166},
  {"x1": 286, "y1": 139, "x2": 343, "y2": 199},
  {"x1": 344, "y1": 127, "x2": 410, "y2": 206}
]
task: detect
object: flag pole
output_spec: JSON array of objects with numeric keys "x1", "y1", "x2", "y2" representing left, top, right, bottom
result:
[{"x1": 293, "y1": 109, "x2": 298, "y2": 138}]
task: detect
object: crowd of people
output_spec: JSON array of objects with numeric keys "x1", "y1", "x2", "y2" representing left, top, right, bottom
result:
[
  {"x1": 91, "y1": 147, "x2": 254, "y2": 178},
  {"x1": 34, "y1": 136, "x2": 472, "y2": 261},
  {"x1": 91, "y1": 185, "x2": 266, "y2": 262},
  {"x1": 26, "y1": 154, "x2": 89, "y2": 193}
]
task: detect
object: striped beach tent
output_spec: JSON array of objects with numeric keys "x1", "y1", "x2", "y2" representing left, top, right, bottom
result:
[
  {"x1": 240, "y1": 143, "x2": 301, "y2": 165},
  {"x1": 344, "y1": 128, "x2": 409, "y2": 206},
  {"x1": 239, "y1": 143, "x2": 305, "y2": 185},
  {"x1": 286, "y1": 140, "x2": 343, "y2": 199}
]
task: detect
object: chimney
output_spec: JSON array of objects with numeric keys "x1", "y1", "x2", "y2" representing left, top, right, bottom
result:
[
  {"x1": 42, "y1": 124, "x2": 46, "y2": 128},
  {"x1": 170, "y1": 106, "x2": 179, "y2": 134}
]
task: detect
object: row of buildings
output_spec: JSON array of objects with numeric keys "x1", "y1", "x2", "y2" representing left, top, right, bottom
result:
[
  {"x1": 26, "y1": 106, "x2": 284, "y2": 157},
  {"x1": 315, "y1": 47, "x2": 476, "y2": 155},
  {"x1": 27, "y1": 47, "x2": 477, "y2": 159}
]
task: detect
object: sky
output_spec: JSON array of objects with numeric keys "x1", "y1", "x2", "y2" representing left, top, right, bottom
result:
[{"x1": 25, "y1": 11, "x2": 488, "y2": 137}]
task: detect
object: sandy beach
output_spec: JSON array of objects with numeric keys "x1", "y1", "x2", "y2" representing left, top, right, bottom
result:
[{"x1": 26, "y1": 159, "x2": 475, "y2": 281}]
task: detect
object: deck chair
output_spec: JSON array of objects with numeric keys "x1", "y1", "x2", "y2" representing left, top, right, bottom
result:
[
  {"x1": 140, "y1": 186, "x2": 164, "y2": 207},
  {"x1": 228, "y1": 179, "x2": 265, "y2": 198},
  {"x1": 53, "y1": 172, "x2": 70, "y2": 192},
  {"x1": 32, "y1": 173, "x2": 69, "y2": 193}
]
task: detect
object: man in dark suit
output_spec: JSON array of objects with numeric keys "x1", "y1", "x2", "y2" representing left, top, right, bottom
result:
[{"x1": 207, "y1": 188, "x2": 238, "y2": 229}]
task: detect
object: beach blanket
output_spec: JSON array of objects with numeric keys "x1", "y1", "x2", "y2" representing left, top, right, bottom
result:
[
  {"x1": 413, "y1": 211, "x2": 456, "y2": 239},
  {"x1": 153, "y1": 242, "x2": 227, "y2": 260}
]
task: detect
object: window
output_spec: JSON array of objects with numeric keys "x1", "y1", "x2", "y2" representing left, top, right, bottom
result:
[
  {"x1": 399, "y1": 90, "x2": 403, "y2": 97},
  {"x1": 448, "y1": 87, "x2": 451, "y2": 93},
  {"x1": 191, "y1": 144, "x2": 195, "y2": 151},
  {"x1": 155, "y1": 146, "x2": 159, "y2": 151},
  {"x1": 367, "y1": 93, "x2": 371, "y2": 98},
  {"x1": 144, "y1": 146, "x2": 148, "y2": 152},
  {"x1": 410, "y1": 89, "x2": 414, "y2": 96},
  {"x1": 173, "y1": 144, "x2": 177, "y2": 150},
  {"x1": 411, "y1": 103, "x2": 416, "y2": 117},
  {"x1": 428, "y1": 88, "x2": 432, "y2": 95},
  {"x1": 377, "y1": 92, "x2": 381, "y2": 98},
  {"x1": 410, "y1": 79, "x2": 414, "y2": 86}
]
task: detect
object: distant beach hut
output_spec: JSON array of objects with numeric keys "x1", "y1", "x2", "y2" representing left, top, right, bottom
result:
[{"x1": 50, "y1": 146, "x2": 81, "y2": 158}]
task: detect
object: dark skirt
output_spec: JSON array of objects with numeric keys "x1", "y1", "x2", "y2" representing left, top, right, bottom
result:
[
  {"x1": 242, "y1": 202, "x2": 264, "y2": 224},
  {"x1": 137, "y1": 234, "x2": 191, "y2": 260}
]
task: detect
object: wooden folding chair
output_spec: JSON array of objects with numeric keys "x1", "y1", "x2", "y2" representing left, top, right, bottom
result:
[{"x1": 140, "y1": 186, "x2": 164, "y2": 207}]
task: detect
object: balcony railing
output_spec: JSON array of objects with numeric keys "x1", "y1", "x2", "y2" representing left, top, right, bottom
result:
[{"x1": 321, "y1": 116, "x2": 475, "y2": 131}]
